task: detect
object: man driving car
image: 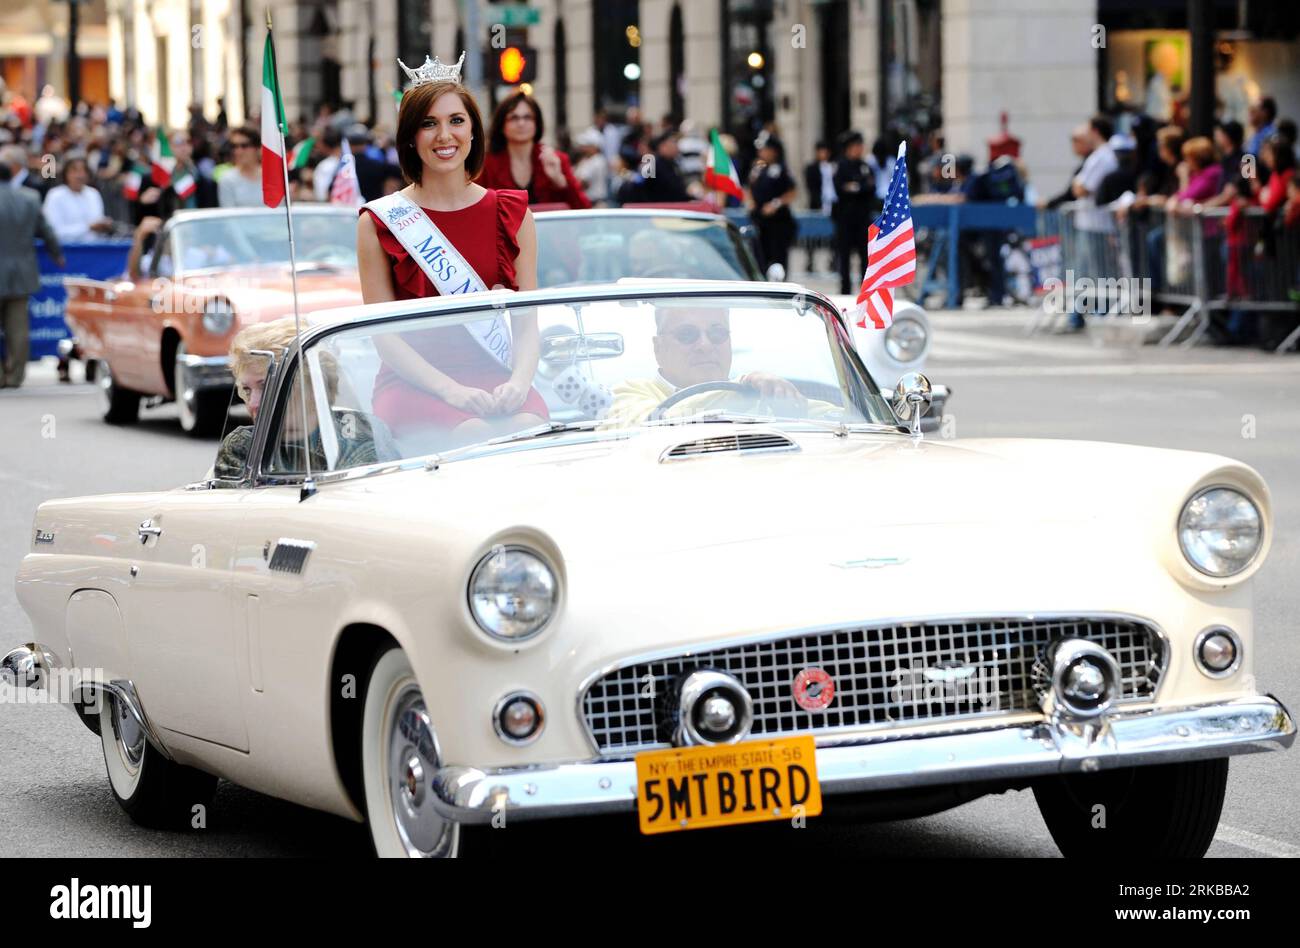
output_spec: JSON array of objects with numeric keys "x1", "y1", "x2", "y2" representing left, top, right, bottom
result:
[{"x1": 608, "y1": 304, "x2": 827, "y2": 426}]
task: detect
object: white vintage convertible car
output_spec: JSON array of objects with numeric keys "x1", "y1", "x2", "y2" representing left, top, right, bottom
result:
[{"x1": 5, "y1": 282, "x2": 1293, "y2": 858}]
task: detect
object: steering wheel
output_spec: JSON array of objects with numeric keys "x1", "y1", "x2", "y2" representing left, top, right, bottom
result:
[{"x1": 647, "y1": 380, "x2": 761, "y2": 422}]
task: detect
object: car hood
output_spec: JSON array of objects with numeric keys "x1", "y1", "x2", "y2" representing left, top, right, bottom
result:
[{"x1": 363, "y1": 427, "x2": 1256, "y2": 559}]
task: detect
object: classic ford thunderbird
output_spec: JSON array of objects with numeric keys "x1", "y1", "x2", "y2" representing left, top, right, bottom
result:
[{"x1": 5, "y1": 282, "x2": 1292, "y2": 857}]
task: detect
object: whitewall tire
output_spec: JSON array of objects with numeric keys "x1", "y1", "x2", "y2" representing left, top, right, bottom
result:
[
  {"x1": 361, "y1": 647, "x2": 460, "y2": 858},
  {"x1": 98, "y1": 690, "x2": 217, "y2": 829}
]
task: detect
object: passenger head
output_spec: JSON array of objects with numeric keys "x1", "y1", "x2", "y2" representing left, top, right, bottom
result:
[
  {"x1": 489, "y1": 90, "x2": 544, "y2": 153},
  {"x1": 229, "y1": 317, "x2": 338, "y2": 420},
  {"x1": 653, "y1": 306, "x2": 732, "y2": 389}
]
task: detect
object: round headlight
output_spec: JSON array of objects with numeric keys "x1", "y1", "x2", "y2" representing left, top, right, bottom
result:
[
  {"x1": 884, "y1": 317, "x2": 927, "y2": 362},
  {"x1": 469, "y1": 547, "x2": 557, "y2": 641},
  {"x1": 202, "y1": 299, "x2": 235, "y2": 335},
  {"x1": 1178, "y1": 487, "x2": 1262, "y2": 577}
]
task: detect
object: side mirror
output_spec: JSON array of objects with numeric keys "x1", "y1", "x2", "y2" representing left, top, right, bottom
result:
[
  {"x1": 891, "y1": 372, "x2": 933, "y2": 436},
  {"x1": 766, "y1": 262, "x2": 786, "y2": 282}
]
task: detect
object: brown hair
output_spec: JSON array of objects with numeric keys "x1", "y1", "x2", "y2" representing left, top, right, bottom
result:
[
  {"x1": 488, "y1": 91, "x2": 544, "y2": 153},
  {"x1": 396, "y1": 81, "x2": 486, "y2": 185},
  {"x1": 1156, "y1": 125, "x2": 1185, "y2": 161},
  {"x1": 231, "y1": 124, "x2": 260, "y2": 150},
  {"x1": 1181, "y1": 136, "x2": 1215, "y2": 171}
]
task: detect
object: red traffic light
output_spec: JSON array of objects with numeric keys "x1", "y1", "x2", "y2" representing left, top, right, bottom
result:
[{"x1": 499, "y1": 47, "x2": 528, "y2": 84}]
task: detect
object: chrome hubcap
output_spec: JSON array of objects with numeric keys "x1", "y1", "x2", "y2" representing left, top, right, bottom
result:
[
  {"x1": 112, "y1": 695, "x2": 146, "y2": 773},
  {"x1": 96, "y1": 361, "x2": 114, "y2": 411},
  {"x1": 386, "y1": 685, "x2": 455, "y2": 857}
]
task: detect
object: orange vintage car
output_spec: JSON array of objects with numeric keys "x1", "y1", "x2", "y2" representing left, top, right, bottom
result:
[{"x1": 65, "y1": 206, "x2": 362, "y2": 435}]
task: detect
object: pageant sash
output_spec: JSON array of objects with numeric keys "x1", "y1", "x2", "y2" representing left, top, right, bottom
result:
[{"x1": 365, "y1": 190, "x2": 513, "y2": 369}]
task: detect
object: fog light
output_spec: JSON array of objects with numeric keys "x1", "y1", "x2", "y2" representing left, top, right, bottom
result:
[
  {"x1": 494, "y1": 692, "x2": 544, "y2": 745},
  {"x1": 1195, "y1": 627, "x2": 1241, "y2": 678},
  {"x1": 1041, "y1": 639, "x2": 1120, "y2": 720},
  {"x1": 678, "y1": 670, "x2": 753, "y2": 746}
]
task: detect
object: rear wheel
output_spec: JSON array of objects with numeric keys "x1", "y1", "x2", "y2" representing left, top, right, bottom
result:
[
  {"x1": 174, "y1": 341, "x2": 227, "y2": 436},
  {"x1": 1033, "y1": 758, "x2": 1228, "y2": 858},
  {"x1": 99, "y1": 691, "x2": 217, "y2": 829},
  {"x1": 360, "y1": 647, "x2": 460, "y2": 858},
  {"x1": 97, "y1": 360, "x2": 140, "y2": 425}
]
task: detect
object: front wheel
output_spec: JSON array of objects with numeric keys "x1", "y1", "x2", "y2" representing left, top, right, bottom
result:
[
  {"x1": 1033, "y1": 758, "x2": 1228, "y2": 858},
  {"x1": 97, "y1": 360, "x2": 140, "y2": 425},
  {"x1": 99, "y1": 691, "x2": 217, "y2": 829},
  {"x1": 360, "y1": 647, "x2": 460, "y2": 858}
]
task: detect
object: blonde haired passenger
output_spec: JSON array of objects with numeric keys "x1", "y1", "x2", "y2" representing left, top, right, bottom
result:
[{"x1": 211, "y1": 318, "x2": 396, "y2": 479}]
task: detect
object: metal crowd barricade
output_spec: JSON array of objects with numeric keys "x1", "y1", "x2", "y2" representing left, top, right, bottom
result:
[{"x1": 1036, "y1": 201, "x2": 1300, "y2": 350}]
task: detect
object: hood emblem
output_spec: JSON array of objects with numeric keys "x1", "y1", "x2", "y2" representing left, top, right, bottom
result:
[
  {"x1": 793, "y1": 667, "x2": 835, "y2": 711},
  {"x1": 831, "y1": 555, "x2": 909, "y2": 569}
]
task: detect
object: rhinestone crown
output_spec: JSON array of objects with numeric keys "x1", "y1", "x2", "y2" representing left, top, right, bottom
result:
[{"x1": 397, "y1": 52, "x2": 465, "y2": 89}]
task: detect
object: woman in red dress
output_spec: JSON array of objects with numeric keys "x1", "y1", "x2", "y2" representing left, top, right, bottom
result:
[
  {"x1": 477, "y1": 91, "x2": 591, "y2": 209},
  {"x1": 356, "y1": 71, "x2": 547, "y2": 446}
]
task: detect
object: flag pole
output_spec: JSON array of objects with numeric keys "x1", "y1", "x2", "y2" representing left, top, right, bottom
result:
[{"x1": 267, "y1": 10, "x2": 316, "y2": 501}]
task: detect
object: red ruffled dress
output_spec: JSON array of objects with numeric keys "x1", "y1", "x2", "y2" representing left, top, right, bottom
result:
[{"x1": 361, "y1": 188, "x2": 548, "y2": 432}]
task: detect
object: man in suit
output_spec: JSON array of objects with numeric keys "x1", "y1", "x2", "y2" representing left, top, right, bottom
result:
[
  {"x1": 342, "y1": 125, "x2": 402, "y2": 204},
  {"x1": 0, "y1": 144, "x2": 51, "y2": 201},
  {"x1": 0, "y1": 163, "x2": 64, "y2": 388},
  {"x1": 833, "y1": 131, "x2": 875, "y2": 295}
]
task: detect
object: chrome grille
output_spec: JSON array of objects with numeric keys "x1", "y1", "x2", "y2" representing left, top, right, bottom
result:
[
  {"x1": 663, "y1": 432, "x2": 798, "y2": 460},
  {"x1": 580, "y1": 616, "x2": 1165, "y2": 754}
]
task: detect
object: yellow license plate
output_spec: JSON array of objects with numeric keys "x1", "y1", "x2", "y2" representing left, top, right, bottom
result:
[{"x1": 635, "y1": 735, "x2": 821, "y2": 835}]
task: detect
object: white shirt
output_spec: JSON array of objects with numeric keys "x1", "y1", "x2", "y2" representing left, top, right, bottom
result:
[
  {"x1": 1073, "y1": 144, "x2": 1118, "y2": 232},
  {"x1": 574, "y1": 152, "x2": 610, "y2": 202},
  {"x1": 218, "y1": 169, "x2": 264, "y2": 208},
  {"x1": 819, "y1": 161, "x2": 837, "y2": 214},
  {"x1": 43, "y1": 184, "x2": 106, "y2": 242},
  {"x1": 313, "y1": 154, "x2": 340, "y2": 202}
]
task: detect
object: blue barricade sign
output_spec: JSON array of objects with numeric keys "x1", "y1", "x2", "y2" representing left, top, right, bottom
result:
[{"x1": 30, "y1": 241, "x2": 132, "y2": 360}]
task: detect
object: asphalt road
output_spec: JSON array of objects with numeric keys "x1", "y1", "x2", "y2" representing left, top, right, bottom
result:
[{"x1": 1, "y1": 313, "x2": 1297, "y2": 858}]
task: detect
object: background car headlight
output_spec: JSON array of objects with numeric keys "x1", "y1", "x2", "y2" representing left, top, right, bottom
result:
[
  {"x1": 1178, "y1": 487, "x2": 1262, "y2": 577},
  {"x1": 202, "y1": 299, "x2": 235, "y2": 335},
  {"x1": 469, "y1": 547, "x2": 557, "y2": 641},
  {"x1": 884, "y1": 316, "x2": 927, "y2": 362}
]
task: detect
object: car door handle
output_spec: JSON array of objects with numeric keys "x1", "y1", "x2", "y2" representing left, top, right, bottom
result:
[{"x1": 137, "y1": 520, "x2": 162, "y2": 544}]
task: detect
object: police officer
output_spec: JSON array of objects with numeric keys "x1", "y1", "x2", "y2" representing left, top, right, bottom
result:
[
  {"x1": 748, "y1": 132, "x2": 798, "y2": 277},
  {"x1": 833, "y1": 131, "x2": 875, "y2": 294}
]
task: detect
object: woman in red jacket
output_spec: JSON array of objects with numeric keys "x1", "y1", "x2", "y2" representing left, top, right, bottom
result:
[{"x1": 478, "y1": 91, "x2": 591, "y2": 208}]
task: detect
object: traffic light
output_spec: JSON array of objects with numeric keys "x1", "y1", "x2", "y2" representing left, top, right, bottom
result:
[{"x1": 495, "y1": 45, "x2": 537, "y2": 84}]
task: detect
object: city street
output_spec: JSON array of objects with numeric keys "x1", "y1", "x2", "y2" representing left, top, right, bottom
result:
[{"x1": 2, "y1": 311, "x2": 1296, "y2": 858}]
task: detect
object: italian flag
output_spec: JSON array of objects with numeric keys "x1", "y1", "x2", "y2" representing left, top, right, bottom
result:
[
  {"x1": 705, "y1": 129, "x2": 743, "y2": 201},
  {"x1": 122, "y1": 163, "x2": 147, "y2": 200},
  {"x1": 150, "y1": 128, "x2": 175, "y2": 186},
  {"x1": 288, "y1": 136, "x2": 315, "y2": 170},
  {"x1": 261, "y1": 29, "x2": 287, "y2": 208},
  {"x1": 172, "y1": 169, "x2": 197, "y2": 199}
]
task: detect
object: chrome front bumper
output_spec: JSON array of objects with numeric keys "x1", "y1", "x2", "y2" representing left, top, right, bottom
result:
[
  {"x1": 430, "y1": 696, "x2": 1294, "y2": 824},
  {"x1": 178, "y1": 353, "x2": 233, "y2": 390}
]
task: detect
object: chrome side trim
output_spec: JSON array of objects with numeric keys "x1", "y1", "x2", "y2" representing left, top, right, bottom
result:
[
  {"x1": 573, "y1": 611, "x2": 1172, "y2": 755},
  {"x1": 431, "y1": 695, "x2": 1294, "y2": 824}
]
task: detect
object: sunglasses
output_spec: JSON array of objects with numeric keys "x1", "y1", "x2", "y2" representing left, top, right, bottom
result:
[{"x1": 669, "y1": 325, "x2": 730, "y2": 345}]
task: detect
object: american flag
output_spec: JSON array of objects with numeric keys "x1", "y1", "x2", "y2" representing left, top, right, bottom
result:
[
  {"x1": 855, "y1": 141, "x2": 915, "y2": 330},
  {"x1": 329, "y1": 137, "x2": 363, "y2": 207}
]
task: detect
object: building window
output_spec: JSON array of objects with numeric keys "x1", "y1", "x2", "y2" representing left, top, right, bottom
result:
[
  {"x1": 669, "y1": 3, "x2": 685, "y2": 124},
  {"x1": 555, "y1": 16, "x2": 568, "y2": 132},
  {"x1": 593, "y1": 0, "x2": 640, "y2": 112},
  {"x1": 722, "y1": 0, "x2": 774, "y2": 152},
  {"x1": 398, "y1": 0, "x2": 434, "y2": 96}
]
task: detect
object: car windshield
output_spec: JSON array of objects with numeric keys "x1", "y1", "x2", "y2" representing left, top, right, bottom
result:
[
  {"x1": 535, "y1": 215, "x2": 761, "y2": 286},
  {"x1": 263, "y1": 292, "x2": 898, "y2": 475},
  {"x1": 172, "y1": 210, "x2": 358, "y2": 274}
]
